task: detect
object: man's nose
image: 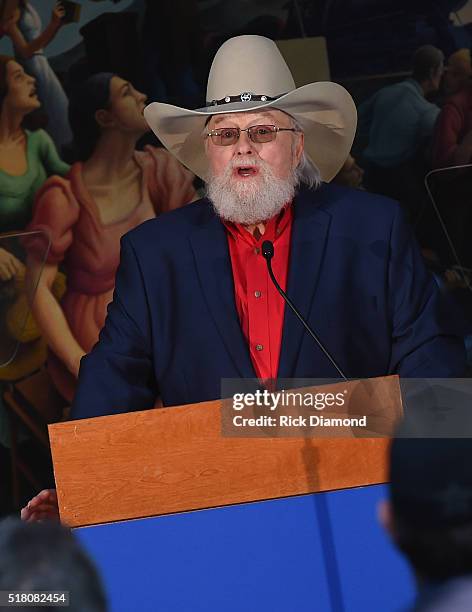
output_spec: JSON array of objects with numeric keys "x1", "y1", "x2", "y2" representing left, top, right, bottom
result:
[{"x1": 234, "y1": 130, "x2": 254, "y2": 155}]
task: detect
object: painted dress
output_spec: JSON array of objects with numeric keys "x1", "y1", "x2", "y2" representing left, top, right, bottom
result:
[{"x1": 26, "y1": 146, "x2": 196, "y2": 402}]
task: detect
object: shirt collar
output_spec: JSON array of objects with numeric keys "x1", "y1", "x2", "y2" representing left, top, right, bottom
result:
[{"x1": 223, "y1": 202, "x2": 292, "y2": 246}]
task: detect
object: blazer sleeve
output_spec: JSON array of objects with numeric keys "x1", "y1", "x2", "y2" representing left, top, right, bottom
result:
[
  {"x1": 387, "y1": 206, "x2": 466, "y2": 377},
  {"x1": 71, "y1": 234, "x2": 158, "y2": 419}
]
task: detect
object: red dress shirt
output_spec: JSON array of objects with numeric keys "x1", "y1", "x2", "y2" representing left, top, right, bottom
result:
[{"x1": 224, "y1": 205, "x2": 293, "y2": 381}]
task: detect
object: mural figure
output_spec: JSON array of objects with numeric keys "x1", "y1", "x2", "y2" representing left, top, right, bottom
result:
[
  {"x1": 2, "y1": 1, "x2": 73, "y2": 151},
  {"x1": 0, "y1": 55, "x2": 69, "y2": 236},
  {"x1": 0, "y1": 54, "x2": 69, "y2": 447},
  {"x1": 26, "y1": 73, "x2": 196, "y2": 403},
  {"x1": 0, "y1": 52, "x2": 68, "y2": 298}
]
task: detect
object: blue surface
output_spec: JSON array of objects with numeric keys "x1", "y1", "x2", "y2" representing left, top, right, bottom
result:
[{"x1": 77, "y1": 484, "x2": 415, "y2": 612}]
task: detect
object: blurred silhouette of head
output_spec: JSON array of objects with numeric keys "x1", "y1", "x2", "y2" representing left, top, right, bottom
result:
[
  {"x1": 381, "y1": 433, "x2": 472, "y2": 582},
  {"x1": 412, "y1": 45, "x2": 445, "y2": 94},
  {"x1": 444, "y1": 49, "x2": 472, "y2": 96},
  {"x1": 0, "y1": 518, "x2": 107, "y2": 612}
]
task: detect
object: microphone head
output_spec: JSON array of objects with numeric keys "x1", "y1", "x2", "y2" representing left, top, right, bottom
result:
[{"x1": 262, "y1": 240, "x2": 274, "y2": 260}]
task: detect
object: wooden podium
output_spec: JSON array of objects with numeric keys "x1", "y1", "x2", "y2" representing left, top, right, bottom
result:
[
  {"x1": 48, "y1": 376, "x2": 414, "y2": 611},
  {"x1": 49, "y1": 376, "x2": 402, "y2": 528}
]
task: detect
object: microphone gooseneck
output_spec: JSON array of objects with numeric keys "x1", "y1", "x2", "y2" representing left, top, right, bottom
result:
[{"x1": 261, "y1": 240, "x2": 348, "y2": 381}]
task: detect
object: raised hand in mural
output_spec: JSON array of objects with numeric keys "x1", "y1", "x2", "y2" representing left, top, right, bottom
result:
[
  {"x1": 0, "y1": 1, "x2": 74, "y2": 150},
  {"x1": 2, "y1": 8, "x2": 21, "y2": 36},
  {"x1": 51, "y1": 1, "x2": 66, "y2": 26},
  {"x1": 2, "y1": 1, "x2": 68, "y2": 60}
]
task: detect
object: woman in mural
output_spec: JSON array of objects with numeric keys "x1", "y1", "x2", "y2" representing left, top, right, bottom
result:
[
  {"x1": 25, "y1": 73, "x2": 196, "y2": 403},
  {"x1": 0, "y1": 53, "x2": 68, "y2": 314},
  {"x1": 0, "y1": 55, "x2": 69, "y2": 234},
  {"x1": 2, "y1": 1, "x2": 73, "y2": 152},
  {"x1": 0, "y1": 54, "x2": 68, "y2": 302},
  {"x1": 0, "y1": 54, "x2": 69, "y2": 447}
]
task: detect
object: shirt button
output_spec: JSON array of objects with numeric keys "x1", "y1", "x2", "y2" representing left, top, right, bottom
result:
[
  {"x1": 254, "y1": 290, "x2": 262, "y2": 298},
  {"x1": 254, "y1": 247, "x2": 260, "y2": 255},
  {"x1": 256, "y1": 344, "x2": 264, "y2": 351}
]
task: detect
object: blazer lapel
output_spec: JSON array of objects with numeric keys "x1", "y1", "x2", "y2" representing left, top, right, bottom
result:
[
  {"x1": 278, "y1": 187, "x2": 332, "y2": 378},
  {"x1": 189, "y1": 208, "x2": 255, "y2": 378}
]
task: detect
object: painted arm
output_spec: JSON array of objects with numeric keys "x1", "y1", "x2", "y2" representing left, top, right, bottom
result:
[
  {"x1": 39, "y1": 130, "x2": 70, "y2": 176},
  {"x1": 25, "y1": 256, "x2": 85, "y2": 377},
  {"x1": 4, "y1": 2, "x2": 65, "y2": 59}
]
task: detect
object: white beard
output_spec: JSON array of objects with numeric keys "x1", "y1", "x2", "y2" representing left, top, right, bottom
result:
[{"x1": 206, "y1": 157, "x2": 298, "y2": 225}]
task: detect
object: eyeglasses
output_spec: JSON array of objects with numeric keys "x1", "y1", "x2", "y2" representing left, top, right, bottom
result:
[{"x1": 205, "y1": 124, "x2": 298, "y2": 146}]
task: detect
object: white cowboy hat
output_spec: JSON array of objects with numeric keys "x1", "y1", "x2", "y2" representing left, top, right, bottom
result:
[{"x1": 143, "y1": 35, "x2": 357, "y2": 182}]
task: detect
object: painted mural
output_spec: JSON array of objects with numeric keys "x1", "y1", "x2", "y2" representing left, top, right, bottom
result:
[{"x1": 0, "y1": 1, "x2": 199, "y2": 494}]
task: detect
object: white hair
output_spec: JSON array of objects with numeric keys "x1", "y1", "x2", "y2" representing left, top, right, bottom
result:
[
  {"x1": 295, "y1": 151, "x2": 322, "y2": 190},
  {"x1": 288, "y1": 115, "x2": 322, "y2": 190}
]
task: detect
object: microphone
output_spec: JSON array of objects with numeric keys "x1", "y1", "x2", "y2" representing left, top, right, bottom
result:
[{"x1": 261, "y1": 240, "x2": 348, "y2": 380}]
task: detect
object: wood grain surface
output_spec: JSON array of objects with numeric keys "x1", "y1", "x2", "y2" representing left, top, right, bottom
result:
[{"x1": 49, "y1": 376, "x2": 401, "y2": 527}]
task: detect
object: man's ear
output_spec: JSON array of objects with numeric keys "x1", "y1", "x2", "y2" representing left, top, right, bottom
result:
[
  {"x1": 378, "y1": 499, "x2": 397, "y2": 542},
  {"x1": 95, "y1": 108, "x2": 114, "y2": 129}
]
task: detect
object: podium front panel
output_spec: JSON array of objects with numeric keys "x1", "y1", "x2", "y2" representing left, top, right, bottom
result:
[{"x1": 76, "y1": 484, "x2": 415, "y2": 612}]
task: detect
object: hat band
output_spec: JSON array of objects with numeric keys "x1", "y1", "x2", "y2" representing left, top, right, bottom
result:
[{"x1": 207, "y1": 92, "x2": 280, "y2": 106}]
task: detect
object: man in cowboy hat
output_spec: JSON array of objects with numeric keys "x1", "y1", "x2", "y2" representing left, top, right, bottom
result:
[{"x1": 68, "y1": 35, "x2": 465, "y2": 419}]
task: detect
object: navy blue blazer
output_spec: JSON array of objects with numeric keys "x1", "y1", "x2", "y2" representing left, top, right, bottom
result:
[{"x1": 72, "y1": 183, "x2": 465, "y2": 419}]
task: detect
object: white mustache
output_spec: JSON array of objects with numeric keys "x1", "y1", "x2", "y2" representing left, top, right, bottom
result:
[
  {"x1": 223, "y1": 157, "x2": 270, "y2": 176},
  {"x1": 230, "y1": 157, "x2": 260, "y2": 167}
]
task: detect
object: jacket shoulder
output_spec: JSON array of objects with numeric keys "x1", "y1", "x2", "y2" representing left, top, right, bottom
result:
[
  {"x1": 124, "y1": 197, "x2": 213, "y2": 247},
  {"x1": 304, "y1": 183, "x2": 401, "y2": 220}
]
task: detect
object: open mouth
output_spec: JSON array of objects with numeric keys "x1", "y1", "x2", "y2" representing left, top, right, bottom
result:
[
  {"x1": 234, "y1": 166, "x2": 259, "y2": 178},
  {"x1": 29, "y1": 89, "x2": 37, "y2": 98}
]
